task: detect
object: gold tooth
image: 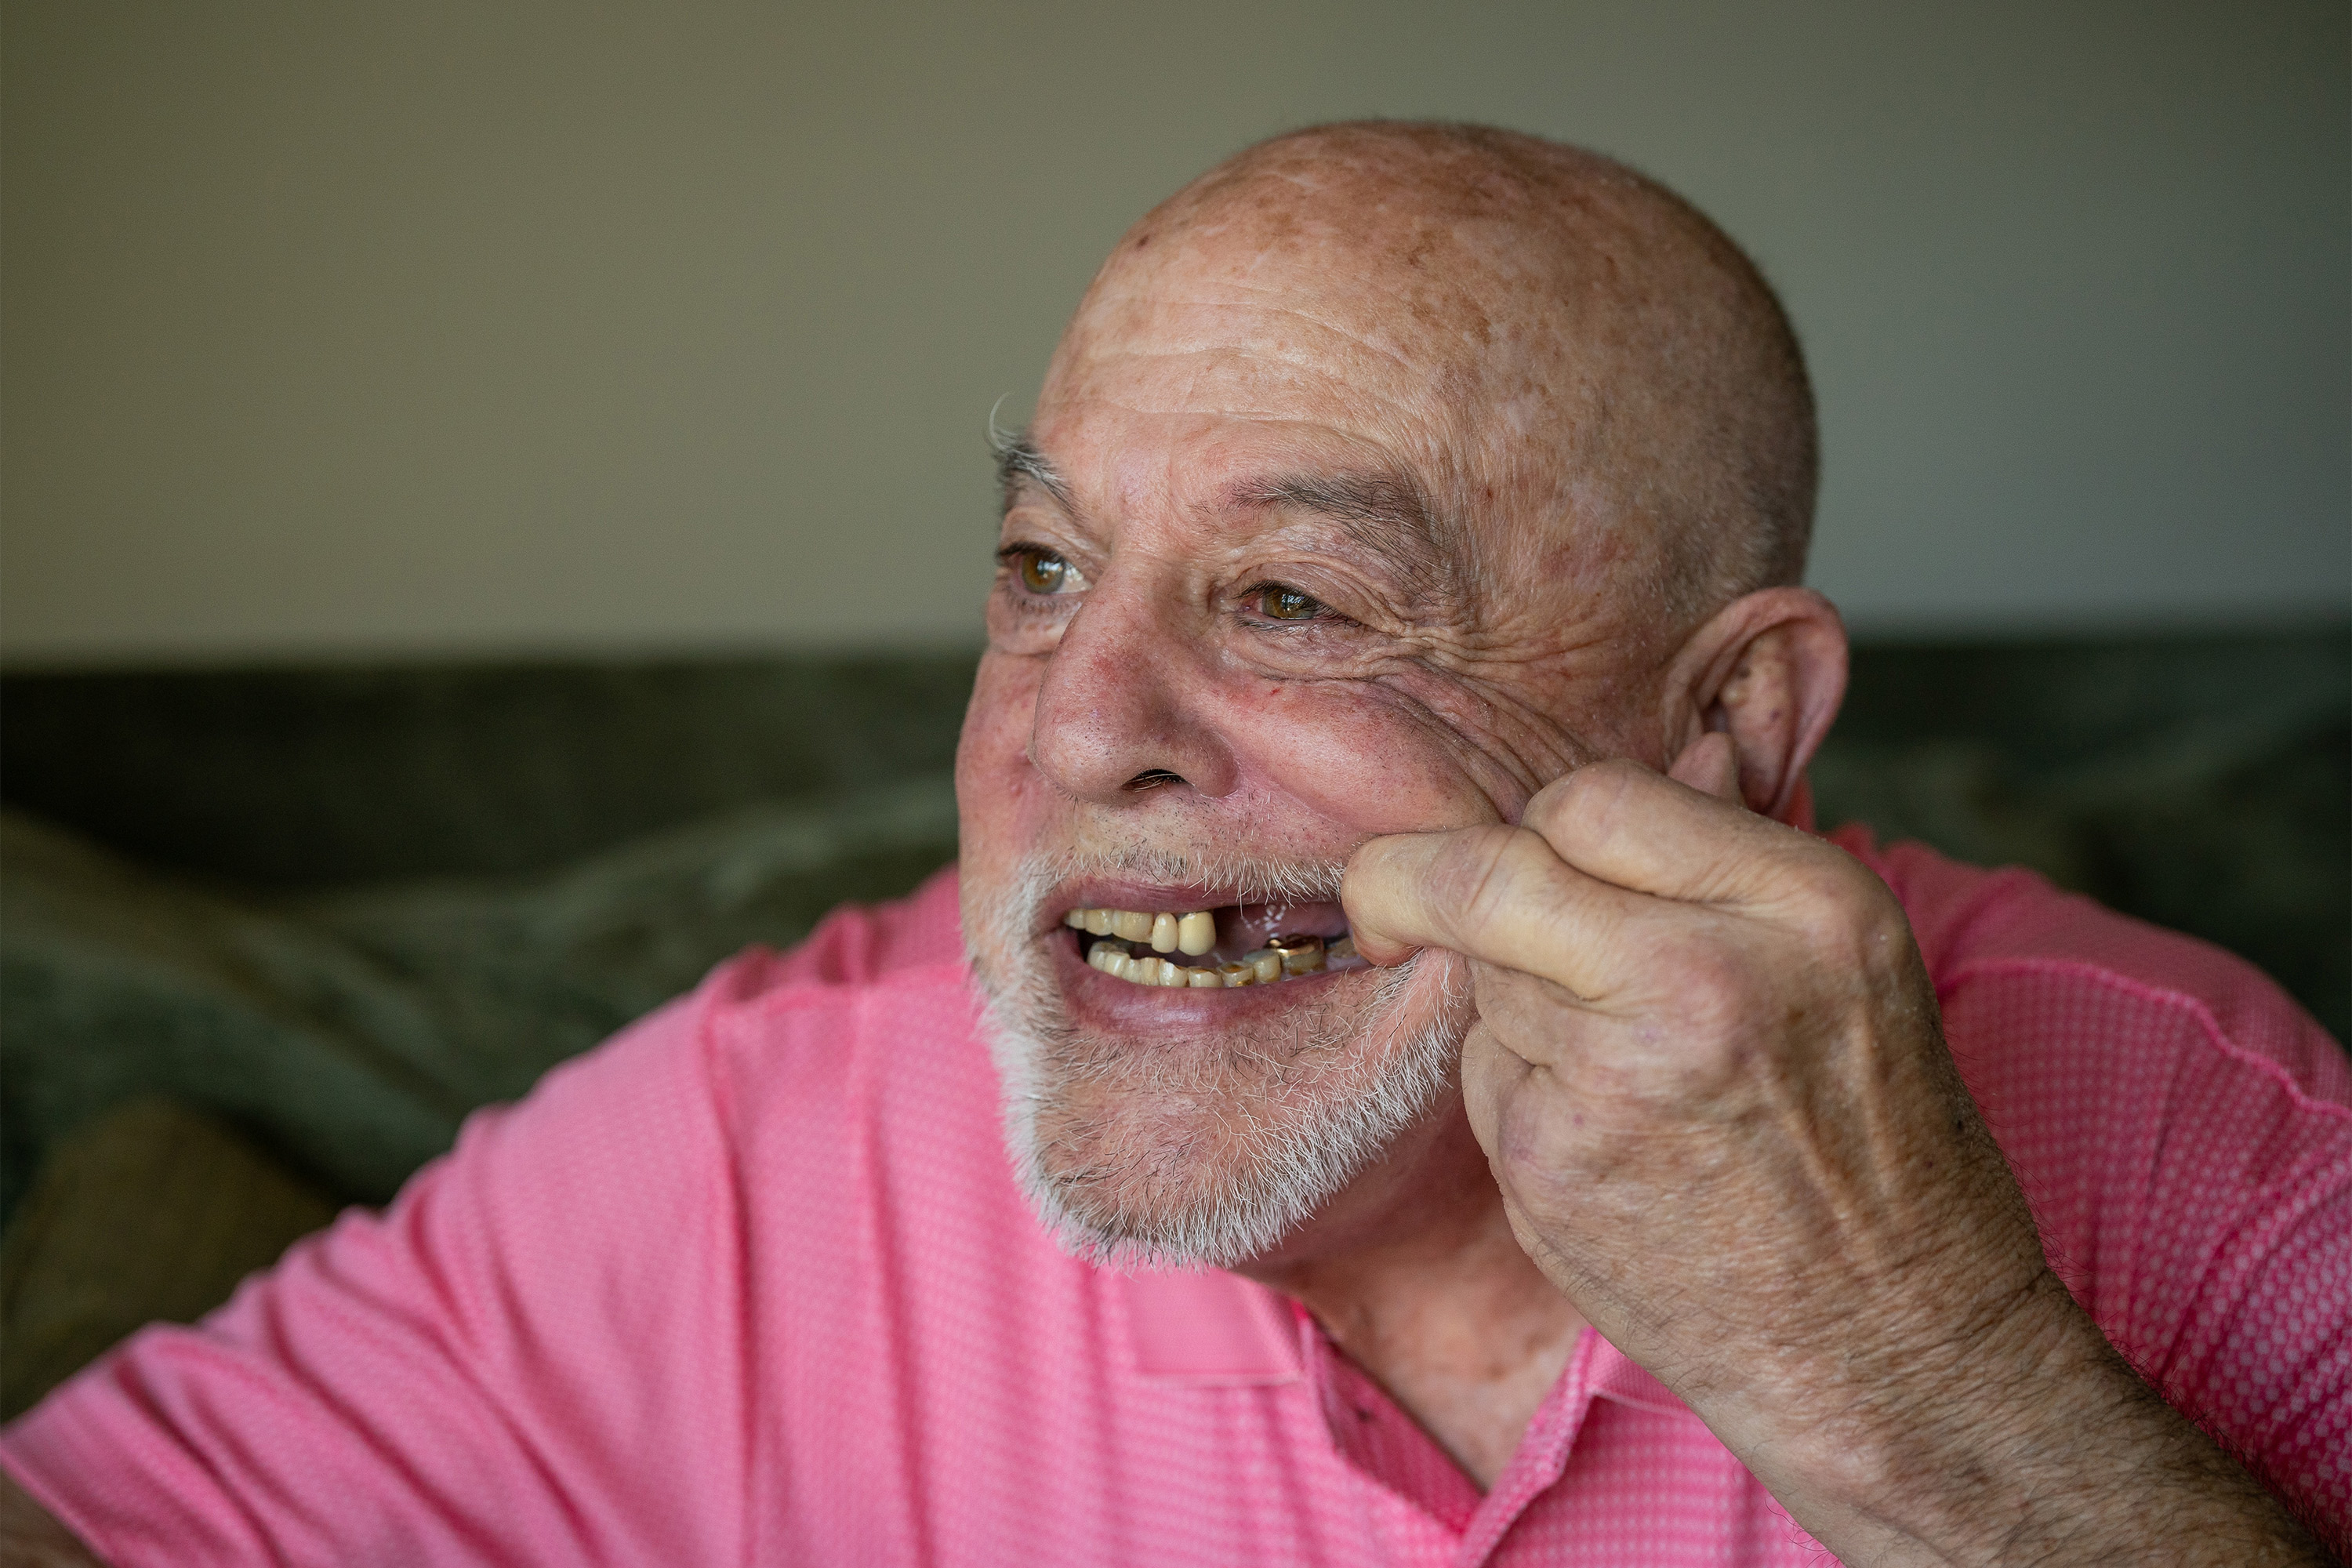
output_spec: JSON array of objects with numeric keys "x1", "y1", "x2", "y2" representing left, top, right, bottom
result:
[
  {"x1": 1272, "y1": 934, "x2": 1325, "y2": 975},
  {"x1": 1149, "y1": 913, "x2": 1179, "y2": 953}
]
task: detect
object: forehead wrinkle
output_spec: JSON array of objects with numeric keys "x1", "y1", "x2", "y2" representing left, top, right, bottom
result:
[
  {"x1": 1059, "y1": 336, "x2": 1459, "y2": 445},
  {"x1": 1068, "y1": 340, "x2": 1412, "y2": 411},
  {"x1": 1076, "y1": 290, "x2": 1440, "y2": 386}
]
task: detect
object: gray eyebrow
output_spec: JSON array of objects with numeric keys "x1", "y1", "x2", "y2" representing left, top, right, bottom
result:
[
  {"x1": 993, "y1": 430, "x2": 1074, "y2": 515},
  {"x1": 1226, "y1": 470, "x2": 1464, "y2": 604}
]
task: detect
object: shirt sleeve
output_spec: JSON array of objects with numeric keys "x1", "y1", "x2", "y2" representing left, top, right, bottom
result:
[
  {"x1": 0, "y1": 975, "x2": 755, "y2": 1567},
  {"x1": 1940, "y1": 957, "x2": 2352, "y2": 1551}
]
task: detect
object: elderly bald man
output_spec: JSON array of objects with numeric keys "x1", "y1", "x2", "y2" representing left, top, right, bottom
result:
[{"x1": 5, "y1": 123, "x2": 2347, "y2": 1567}]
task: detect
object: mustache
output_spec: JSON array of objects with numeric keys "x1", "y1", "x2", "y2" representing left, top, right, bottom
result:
[{"x1": 1015, "y1": 841, "x2": 1348, "y2": 909}]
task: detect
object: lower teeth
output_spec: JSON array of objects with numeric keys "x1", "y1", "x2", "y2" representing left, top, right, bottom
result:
[{"x1": 1084, "y1": 932, "x2": 1358, "y2": 988}]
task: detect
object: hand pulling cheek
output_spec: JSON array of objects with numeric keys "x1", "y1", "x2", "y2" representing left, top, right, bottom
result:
[{"x1": 1341, "y1": 761, "x2": 2078, "y2": 1506}]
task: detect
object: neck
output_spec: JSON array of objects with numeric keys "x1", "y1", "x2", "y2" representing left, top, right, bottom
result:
[{"x1": 1234, "y1": 1101, "x2": 1588, "y2": 1489}]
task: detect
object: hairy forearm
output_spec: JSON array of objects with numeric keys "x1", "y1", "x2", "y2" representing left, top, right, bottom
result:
[{"x1": 1722, "y1": 1271, "x2": 2328, "y2": 1567}]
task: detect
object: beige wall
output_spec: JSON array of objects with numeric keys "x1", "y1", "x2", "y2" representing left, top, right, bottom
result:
[{"x1": 3, "y1": 0, "x2": 2345, "y2": 666}]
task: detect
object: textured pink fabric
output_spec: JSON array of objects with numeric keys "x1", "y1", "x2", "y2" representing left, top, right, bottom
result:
[{"x1": 6, "y1": 837, "x2": 2350, "y2": 1565}]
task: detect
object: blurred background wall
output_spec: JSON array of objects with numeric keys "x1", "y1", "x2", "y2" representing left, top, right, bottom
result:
[{"x1": 3, "y1": 0, "x2": 2346, "y2": 666}]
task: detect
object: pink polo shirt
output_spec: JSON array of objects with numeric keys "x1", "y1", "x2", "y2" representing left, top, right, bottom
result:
[{"x1": 6, "y1": 831, "x2": 2350, "y2": 1564}]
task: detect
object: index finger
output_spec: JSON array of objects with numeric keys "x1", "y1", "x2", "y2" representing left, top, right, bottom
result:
[{"x1": 1341, "y1": 821, "x2": 1650, "y2": 996}]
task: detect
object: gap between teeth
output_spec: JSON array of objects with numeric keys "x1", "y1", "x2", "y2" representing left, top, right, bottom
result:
[{"x1": 1062, "y1": 907, "x2": 1359, "y2": 989}]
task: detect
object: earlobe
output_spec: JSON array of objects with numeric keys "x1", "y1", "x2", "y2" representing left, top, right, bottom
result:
[{"x1": 1674, "y1": 589, "x2": 1849, "y2": 823}]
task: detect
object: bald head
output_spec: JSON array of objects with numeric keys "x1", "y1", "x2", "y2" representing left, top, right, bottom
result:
[{"x1": 1036, "y1": 121, "x2": 1816, "y2": 628}]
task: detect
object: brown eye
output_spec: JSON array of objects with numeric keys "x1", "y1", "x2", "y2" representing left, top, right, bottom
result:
[
  {"x1": 1018, "y1": 552, "x2": 1069, "y2": 593},
  {"x1": 1258, "y1": 586, "x2": 1323, "y2": 621}
]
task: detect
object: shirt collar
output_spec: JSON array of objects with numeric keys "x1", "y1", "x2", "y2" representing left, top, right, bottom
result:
[
  {"x1": 1581, "y1": 1330, "x2": 1690, "y2": 1416},
  {"x1": 1116, "y1": 1266, "x2": 1304, "y2": 1386},
  {"x1": 1117, "y1": 1265, "x2": 1693, "y2": 1422}
]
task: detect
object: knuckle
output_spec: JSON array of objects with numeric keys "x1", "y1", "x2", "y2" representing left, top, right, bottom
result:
[
  {"x1": 1777, "y1": 851, "x2": 1915, "y2": 973},
  {"x1": 1530, "y1": 759, "x2": 1639, "y2": 848},
  {"x1": 1774, "y1": 849, "x2": 1878, "y2": 927},
  {"x1": 1624, "y1": 932, "x2": 1770, "y2": 1087},
  {"x1": 1562, "y1": 756, "x2": 1641, "y2": 817},
  {"x1": 1472, "y1": 965, "x2": 1588, "y2": 1052},
  {"x1": 1667, "y1": 1018, "x2": 1761, "y2": 1101},
  {"x1": 1778, "y1": 848, "x2": 1859, "y2": 909},
  {"x1": 1439, "y1": 826, "x2": 1559, "y2": 940}
]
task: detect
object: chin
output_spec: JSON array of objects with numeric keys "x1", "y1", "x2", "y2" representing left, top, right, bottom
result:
[{"x1": 961, "y1": 845, "x2": 1469, "y2": 1272}]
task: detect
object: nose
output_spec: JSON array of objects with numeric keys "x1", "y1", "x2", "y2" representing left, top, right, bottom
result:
[{"x1": 1028, "y1": 572, "x2": 1239, "y2": 804}]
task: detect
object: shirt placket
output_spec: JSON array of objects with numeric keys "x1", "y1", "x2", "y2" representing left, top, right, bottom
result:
[
  {"x1": 1288, "y1": 1305, "x2": 1611, "y2": 1568},
  {"x1": 1449, "y1": 1328, "x2": 1606, "y2": 1567}
]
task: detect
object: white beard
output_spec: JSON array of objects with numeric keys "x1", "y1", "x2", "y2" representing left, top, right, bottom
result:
[{"x1": 963, "y1": 850, "x2": 1469, "y2": 1272}]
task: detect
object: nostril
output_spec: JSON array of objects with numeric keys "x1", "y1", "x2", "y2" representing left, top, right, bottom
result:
[{"x1": 1123, "y1": 769, "x2": 1183, "y2": 792}]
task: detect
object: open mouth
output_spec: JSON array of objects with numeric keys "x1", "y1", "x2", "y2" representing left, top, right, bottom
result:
[{"x1": 1057, "y1": 900, "x2": 1364, "y2": 989}]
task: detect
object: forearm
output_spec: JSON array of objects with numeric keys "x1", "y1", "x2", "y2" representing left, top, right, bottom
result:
[{"x1": 1722, "y1": 1271, "x2": 2328, "y2": 1567}]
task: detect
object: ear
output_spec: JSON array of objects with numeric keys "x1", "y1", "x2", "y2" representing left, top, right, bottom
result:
[{"x1": 1662, "y1": 587, "x2": 1847, "y2": 823}]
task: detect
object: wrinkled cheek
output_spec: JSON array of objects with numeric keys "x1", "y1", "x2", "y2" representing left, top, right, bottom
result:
[{"x1": 1220, "y1": 681, "x2": 1506, "y2": 837}]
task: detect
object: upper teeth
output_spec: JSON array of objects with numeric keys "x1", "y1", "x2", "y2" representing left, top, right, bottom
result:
[
  {"x1": 1063, "y1": 906, "x2": 1217, "y2": 955},
  {"x1": 1061, "y1": 907, "x2": 1359, "y2": 989}
]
